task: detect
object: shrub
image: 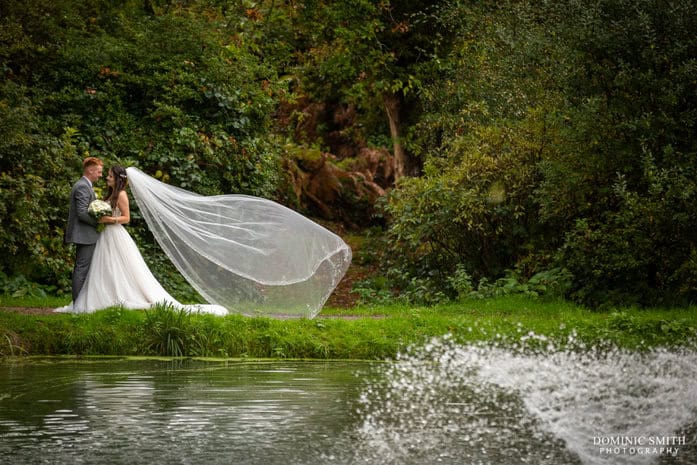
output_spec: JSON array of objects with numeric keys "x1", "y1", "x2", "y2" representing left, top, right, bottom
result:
[{"x1": 384, "y1": 119, "x2": 547, "y2": 298}]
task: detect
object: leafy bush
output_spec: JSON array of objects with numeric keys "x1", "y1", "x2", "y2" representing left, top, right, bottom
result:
[
  {"x1": 558, "y1": 154, "x2": 697, "y2": 307},
  {"x1": 0, "y1": 82, "x2": 78, "y2": 292},
  {"x1": 0, "y1": 272, "x2": 53, "y2": 298},
  {"x1": 448, "y1": 265, "x2": 572, "y2": 301},
  {"x1": 384, "y1": 118, "x2": 547, "y2": 298},
  {"x1": 352, "y1": 276, "x2": 394, "y2": 306}
]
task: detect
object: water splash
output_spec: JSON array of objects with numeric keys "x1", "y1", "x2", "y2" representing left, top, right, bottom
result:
[{"x1": 351, "y1": 335, "x2": 697, "y2": 465}]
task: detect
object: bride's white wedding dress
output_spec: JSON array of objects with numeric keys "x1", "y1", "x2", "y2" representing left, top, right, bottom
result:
[
  {"x1": 56, "y1": 215, "x2": 227, "y2": 315},
  {"x1": 57, "y1": 167, "x2": 351, "y2": 318}
]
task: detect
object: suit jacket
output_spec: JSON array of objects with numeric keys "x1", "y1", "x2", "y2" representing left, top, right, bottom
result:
[{"x1": 64, "y1": 176, "x2": 99, "y2": 245}]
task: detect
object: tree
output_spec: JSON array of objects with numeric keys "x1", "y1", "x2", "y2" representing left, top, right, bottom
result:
[
  {"x1": 256, "y1": 0, "x2": 456, "y2": 179},
  {"x1": 536, "y1": 0, "x2": 697, "y2": 306}
]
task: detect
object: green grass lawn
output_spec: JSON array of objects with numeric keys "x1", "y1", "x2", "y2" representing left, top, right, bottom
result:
[{"x1": 1, "y1": 294, "x2": 696, "y2": 359}]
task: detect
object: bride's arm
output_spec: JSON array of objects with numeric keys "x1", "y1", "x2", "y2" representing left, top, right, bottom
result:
[{"x1": 115, "y1": 191, "x2": 130, "y2": 224}]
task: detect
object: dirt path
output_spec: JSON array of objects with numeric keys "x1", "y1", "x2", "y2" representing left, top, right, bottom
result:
[{"x1": 0, "y1": 307, "x2": 57, "y2": 315}]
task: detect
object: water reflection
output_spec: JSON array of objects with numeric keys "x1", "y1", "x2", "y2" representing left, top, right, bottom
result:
[{"x1": 0, "y1": 359, "x2": 371, "y2": 465}]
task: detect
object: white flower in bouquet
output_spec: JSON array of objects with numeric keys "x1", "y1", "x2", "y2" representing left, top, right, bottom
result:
[{"x1": 88, "y1": 199, "x2": 113, "y2": 219}]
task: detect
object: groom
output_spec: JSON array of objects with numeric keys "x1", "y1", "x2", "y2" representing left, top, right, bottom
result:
[{"x1": 65, "y1": 157, "x2": 103, "y2": 301}]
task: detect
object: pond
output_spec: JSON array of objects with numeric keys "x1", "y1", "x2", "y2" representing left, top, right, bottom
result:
[
  {"x1": 1, "y1": 338, "x2": 696, "y2": 465},
  {"x1": 0, "y1": 358, "x2": 373, "y2": 465}
]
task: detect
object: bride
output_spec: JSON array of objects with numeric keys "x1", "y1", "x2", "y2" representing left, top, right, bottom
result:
[{"x1": 57, "y1": 165, "x2": 351, "y2": 318}]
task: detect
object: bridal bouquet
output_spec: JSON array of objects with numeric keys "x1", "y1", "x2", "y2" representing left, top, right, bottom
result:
[{"x1": 88, "y1": 199, "x2": 112, "y2": 220}]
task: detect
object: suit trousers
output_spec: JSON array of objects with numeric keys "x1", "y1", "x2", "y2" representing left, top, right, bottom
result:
[{"x1": 73, "y1": 243, "x2": 96, "y2": 301}]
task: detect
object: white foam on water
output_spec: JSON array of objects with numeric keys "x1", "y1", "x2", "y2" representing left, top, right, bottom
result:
[{"x1": 351, "y1": 335, "x2": 697, "y2": 465}]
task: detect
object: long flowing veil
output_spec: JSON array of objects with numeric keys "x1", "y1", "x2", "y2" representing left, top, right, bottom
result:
[{"x1": 126, "y1": 167, "x2": 351, "y2": 318}]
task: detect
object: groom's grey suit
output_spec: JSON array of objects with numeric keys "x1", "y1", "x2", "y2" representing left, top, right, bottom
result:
[{"x1": 65, "y1": 176, "x2": 99, "y2": 301}]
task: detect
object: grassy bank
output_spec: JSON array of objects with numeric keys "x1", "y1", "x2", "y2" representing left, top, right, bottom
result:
[{"x1": 1, "y1": 295, "x2": 697, "y2": 359}]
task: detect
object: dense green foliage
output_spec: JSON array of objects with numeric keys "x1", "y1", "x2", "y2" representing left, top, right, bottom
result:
[
  {"x1": 1, "y1": 0, "x2": 696, "y2": 307},
  {"x1": 2, "y1": 296, "x2": 697, "y2": 358},
  {"x1": 382, "y1": 0, "x2": 697, "y2": 307},
  {"x1": 1, "y1": 0, "x2": 282, "y2": 296}
]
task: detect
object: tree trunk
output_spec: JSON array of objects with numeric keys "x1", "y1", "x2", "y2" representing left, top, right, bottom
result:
[{"x1": 383, "y1": 92, "x2": 410, "y2": 180}]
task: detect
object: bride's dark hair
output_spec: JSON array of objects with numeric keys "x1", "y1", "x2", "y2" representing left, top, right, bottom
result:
[{"x1": 104, "y1": 165, "x2": 128, "y2": 209}]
